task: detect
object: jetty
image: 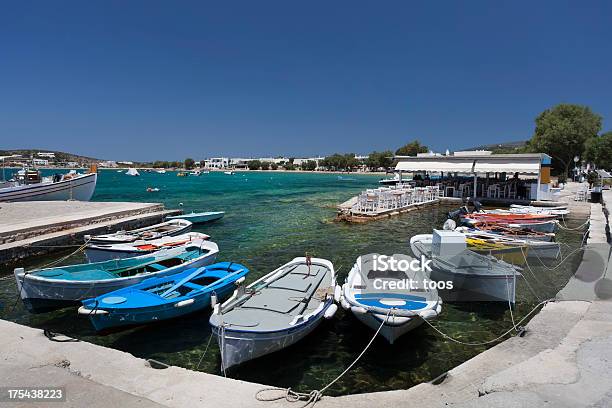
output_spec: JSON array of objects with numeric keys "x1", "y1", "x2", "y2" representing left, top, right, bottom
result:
[
  {"x1": 0, "y1": 201, "x2": 180, "y2": 264},
  {"x1": 337, "y1": 184, "x2": 445, "y2": 222}
]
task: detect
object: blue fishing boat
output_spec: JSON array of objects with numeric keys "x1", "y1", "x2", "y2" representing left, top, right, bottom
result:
[
  {"x1": 79, "y1": 262, "x2": 248, "y2": 331},
  {"x1": 166, "y1": 211, "x2": 225, "y2": 224}
]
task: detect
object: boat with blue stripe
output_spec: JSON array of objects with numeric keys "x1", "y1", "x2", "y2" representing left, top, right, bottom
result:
[
  {"x1": 79, "y1": 262, "x2": 248, "y2": 331},
  {"x1": 339, "y1": 254, "x2": 442, "y2": 344}
]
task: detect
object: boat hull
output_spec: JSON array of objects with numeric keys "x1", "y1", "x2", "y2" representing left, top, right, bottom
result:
[
  {"x1": 0, "y1": 173, "x2": 97, "y2": 202},
  {"x1": 86, "y1": 288, "x2": 225, "y2": 332},
  {"x1": 211, "y1": 303, "x2": 331, "y2": 371},
  {"x1": 166, "y1": 212, "x2": 224, "y2": 224},
  {"x1": 15, "y1": 252, "x2": 217, "y2": 313},
  {"x1": 430, "y1": 267, "x2": 517, "y2": 303},
  {"x1": 352, "y1": 311, "x2": 425, "y2": 344}
]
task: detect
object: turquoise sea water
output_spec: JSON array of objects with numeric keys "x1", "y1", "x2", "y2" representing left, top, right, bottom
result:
[{"x1": 0, "y1": 170, "x2": 586, "y2": 395}]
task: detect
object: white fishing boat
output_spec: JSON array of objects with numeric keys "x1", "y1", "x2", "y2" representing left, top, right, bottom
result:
[
  {"x1": 483, "y1": 207, "x2": 569, "y2": 216},
  {"x1": 84, "y1": 219, "x2": 192, "y2": 244},
  {"x1": 15, "y1": 241, "x2": 219, "y2": 313},
  {"x1": 84, "y1": 232, "x2": 210, "y2": 263},
  {"x1": 410, "y1": 230, "x2": 521, "y2": 303},
  {"x1": 125, "y1": 168, "x2": 140, "y2": 176},
  {"x1": 155, "y1": 169, "x2": 167, "y2": 174},
  {"x1": 510, "y1": 204, "x2": 568, "y2": 211},
  {"x1": 166, "y1": 211, "x2": 224, "y2": 224},
  {"x1": 0, "y1": 167, "x2": 97, "y2": 202},
  {"x1": 224, "y1": 171, "x2": 235, "y2": 175},
  {"x1": 209, "y1": 257, "x2": 337, "y2": 371},
  {"x1": 379, "y1": 173, "x2": 402, "y2": 185},
  {"x1": 339, "y1": 254, "x2": 442, "y2": 344}
]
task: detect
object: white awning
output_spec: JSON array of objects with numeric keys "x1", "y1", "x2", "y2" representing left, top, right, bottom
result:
[
  {"x1": 395, "y1": 159, "x2": 477, "y2": 173},
  {"x1": 395, "y1": 157, "x2": 541, "y2": 174}
]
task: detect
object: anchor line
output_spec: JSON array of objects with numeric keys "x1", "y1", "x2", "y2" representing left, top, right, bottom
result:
[{"x1": 255, "y1": 308, "x2": 394, "y2": 407}]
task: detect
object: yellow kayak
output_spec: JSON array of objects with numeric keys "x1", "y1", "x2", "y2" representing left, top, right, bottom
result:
[{"x1": 466, "y1": 237, "x2": 529, "y2": 266}]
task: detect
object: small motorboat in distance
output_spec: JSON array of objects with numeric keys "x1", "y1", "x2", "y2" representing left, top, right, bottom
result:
[
  {"x1": 84, "y1": 219, "x2": 192, "y2": 245},
  {"x1": 84, "y1": 232, "x2": 210, "y2": 263},
  {"x1": 14, "y1": 242, "x2": 219, "y2": 313},
  {"x1": 209, "y1": 257, "x2": 337, "y2": 371},
  {"x1": 125, "y1": 168, "x2": 140, "y2": 176},
  {"x1": 79, "y1": 262, "x2": 248, "y2": 331},
  {"x1": 166, "y1": 211, "x2": 225, "y2": 224},
  {"x1": 224, "y1": 171, "x2": 235, "y2": 175},
  {"x1": 379, "y1": 173, "x2": 402, "y2": 185},
  {"x1": 146, "y1": 187, "x2": 160, "y2": 192},
  {"x1": 339, "y1": 254, "x2": 442, "y2": 344}
]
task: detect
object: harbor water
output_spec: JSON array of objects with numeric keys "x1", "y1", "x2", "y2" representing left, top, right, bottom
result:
[{"x1": 0, "y1": 170, "x2": 586, "y2": 395}]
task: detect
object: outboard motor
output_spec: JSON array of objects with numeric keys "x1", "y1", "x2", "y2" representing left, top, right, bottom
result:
[
  {"x1": 447, "y1": 206, "x2": 469, "y2": 219},
  {"x1": 472, "y1": 200, "x2": 483, "y2": 212}
]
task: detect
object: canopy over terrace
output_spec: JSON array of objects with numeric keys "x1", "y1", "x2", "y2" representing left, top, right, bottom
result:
[{"x1": 394, "y1": 152, "x2": 553, "y2": 201}]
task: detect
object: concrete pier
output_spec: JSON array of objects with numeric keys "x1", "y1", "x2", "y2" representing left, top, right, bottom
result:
[
  {"x1": 0, "y1": 184, "x2": 610, "y2": 407},
  {"x1": 0, "y1": 201, "x2": 180, "y2": 264}
]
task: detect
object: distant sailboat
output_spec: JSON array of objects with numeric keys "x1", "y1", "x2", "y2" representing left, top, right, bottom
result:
[{"x1": 126, "y1": 168, "x2": 140, "y2": 176}]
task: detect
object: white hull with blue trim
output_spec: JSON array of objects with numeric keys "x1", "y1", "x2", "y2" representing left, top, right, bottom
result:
[{"x1": 339, "y1": 254, "x2": 442, "y2": 344}]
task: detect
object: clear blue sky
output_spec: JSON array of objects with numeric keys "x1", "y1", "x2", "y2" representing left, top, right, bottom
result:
[{"x1": 1, "y1": 1, "x2": 611, "y2": 161}]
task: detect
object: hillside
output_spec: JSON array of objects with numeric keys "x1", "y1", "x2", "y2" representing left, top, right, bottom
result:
[
  {"x1": 464, "y1": 140, "x2": 529, "y2": 153},
  {"x1": 0, "y1": 149, "x2": 102, "y2": 164}
]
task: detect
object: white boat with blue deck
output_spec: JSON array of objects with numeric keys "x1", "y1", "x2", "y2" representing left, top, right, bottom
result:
[{"x1": 339, "y1": 254, "x2": 442, "y2": 344}]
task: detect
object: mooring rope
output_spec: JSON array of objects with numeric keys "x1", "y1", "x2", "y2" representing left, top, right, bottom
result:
[
  {"x1": 195, "y1": 334, "x2": 214, "y2": 370},
  {"x1": 255, "y1": 308, "x2": 393, "y2": 407},
  {"x1": 421, "y1": 298, "x2": 553, "y2": 347}
]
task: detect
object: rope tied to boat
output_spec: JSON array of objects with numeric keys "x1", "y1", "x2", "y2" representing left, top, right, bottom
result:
[{"x1": 254, "y1": 308, "x2": 394, "y2": 407}]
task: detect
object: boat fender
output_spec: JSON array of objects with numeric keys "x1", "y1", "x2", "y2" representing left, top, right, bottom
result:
[
  {"x1": 436, "y1": 304, "x2": 442, "y2": 315},
  {"x1": 334, "y1": 285, "x2": 342, "y2": 303},
  {"x1": 77, "y1": 306, "x2": 109, "y2": 315},
  {"x1": 351, "y1": 306, "x2": 367, "y2": 315},
  {"x1": 340, "y1": 297, "x2": 351, "y2": 310},
  {"x1": 324, "y1": 304, "x2": 338, "y2": 319},
  {"x1": 235, "y1": 277, "x2": 246, "y2": 286},
  {"x1": 210, "y1": 294, "x2": 217, "y2": 309},
  {"x1": 213, "y1": 304, "x2": 220, "y2": 315},
  {"x1": 175, "y1": 299, "x2": 195, "y2": 308}
]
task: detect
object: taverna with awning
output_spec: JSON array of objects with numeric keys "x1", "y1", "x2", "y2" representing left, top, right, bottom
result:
[{"x1": 394, "y1": 151, "x2": 555, "y2": 201}]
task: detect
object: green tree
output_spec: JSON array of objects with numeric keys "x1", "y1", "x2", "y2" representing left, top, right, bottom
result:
[
  {"x1": 270, "y1": 162, "x2": 279, "y2": 170},
  {"x1": 366, "y1": 150, "x2": 394, "y2": 170},
  {"x1": 302, "y1": 160, "x2": 317, "y2": 171},
  {"x1": 530, "y1": 104, "x2": 602, "y2": 176},
  {"x1": 395, "y1": 140, "x2": 428, "y2": 156},
  {"x1": 260, "y1": 161, "x2": 271, "y2": 170},
  {"x1": 247, "y1": 160, "x2": 262, "y2": 170},
  {"x1": 585, "y1": 131, "x2": 612, "y2": 170},
  {"x1": 184, "y1": 158, "x2": 195, "y2": 169},
  {"x1": 284, "y1": 163, "x2": 296, "y2": 170}
]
